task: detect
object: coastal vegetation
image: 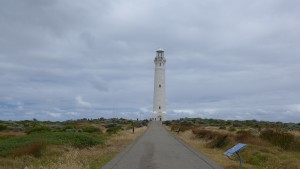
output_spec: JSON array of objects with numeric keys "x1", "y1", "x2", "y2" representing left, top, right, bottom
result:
[
  {"x1": 0, "y1": 118, "x2": 148, "y2": 169},
  {"x1": 165, "y1": 118, "x2": 300, "y2": 169}
]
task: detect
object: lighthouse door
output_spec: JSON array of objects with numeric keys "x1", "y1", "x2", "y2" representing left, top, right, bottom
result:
[{"x1": 158, "y1": 115, "x2": 162, "y2": 121}]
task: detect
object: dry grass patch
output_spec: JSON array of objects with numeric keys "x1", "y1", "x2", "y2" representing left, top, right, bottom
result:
[
  {"x1": 173, "y1": 130, "x2": 246, "y2": 168},
  {"x1": 13, "y1": 141, "x2": 46, "y2": 158},
  {"x1": 0, "y1": 131, "x2": 26, "y2": 137}
]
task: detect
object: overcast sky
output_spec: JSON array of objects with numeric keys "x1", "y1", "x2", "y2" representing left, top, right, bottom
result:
[{"x1": 1, "y1": 0, "x2": 300, "y2": 122}]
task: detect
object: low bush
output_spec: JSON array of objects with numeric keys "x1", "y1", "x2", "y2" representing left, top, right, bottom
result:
[
  {"x1": 206, "y1": 134, "x2": 231, "y2": 148},
  {"x1": 134, "y1": 121, "x2": 144, "y2": 128},
  {"x1": 219, "y1": 126, "x2": 226, "y2": 130},
  {"x1": 170, "y1": 125, "x2": 180, "y2": 132},
  {"x1": 141, "y1": 120, "x2": 149, "y2": 126},
  {"x1": 236, "y1": 133, "x2": 254, "y2": 142},
  {"x1": 163, "y1": 120, "x2": 172, "y2": 126},
  {"x1": 106, "y1": 126, "x2": 122, "y2": 134},
  {"x1": 65, "y1": 124, "x2": 76, "y2": 129},
  {"x1": 0, "y1": 132, "x2": 105, "y2": 157},
  {"x1": 236, "y1": 130, "x2": 252, "y2": 135},
  {"x1": 83, "y1": 126, "x2": 102, "y2": 133},
  {"x1": 178, "y1": 125, "x2": 193, "y2": 132},
  {"x1": 234, "y1": 133, "x2": 267, "y2": 146},
  {"x1": 0, "y1": 124, "x2": 7, "y2": 131},
  {"x1": 247, "y1": 153, "x2": 269, "y2": 166},
  {"x1": 260, "y1": 129, "x2": 295, "y2": 149},
  {"x1": 13, "y1": 141, "x2": 46, "y2": 158},
  {"x1": 192, "y1": 128, "x2": 218, "y2": 139},
  {"x1": 26, "y1": 126, "x2": 50, "y2": 134},
  {"x1": 228, "y1": 127, "x2": 236, "y2": 132},
  {"x1": 290, "y1": 141, "x2": 300, "y2": 152},
  {"x1": 170, "y1": 123, "x2": 194, "y2": 133},
  {"x1": 192, "y1": 128, "x2": 233, "y2": 149},
  {"x1": 104, "y1": 123, "x2": 117, "y2": 128},
  {"x1": 65, "y1": 128, "x2": 78, "y2": 132},
  {"x1": 49, "y1": 125, "x2": 64, "y2": 132},
  {"x1": 45, "y1": 132, "x2": 105, "y2": 148}
]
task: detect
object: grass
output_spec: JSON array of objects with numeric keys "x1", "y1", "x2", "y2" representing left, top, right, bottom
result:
[
  {"x1": 0, "y1": 127, "x2": 146, "y2": 169},
  {"x1": 168, "y1": 126, "x2": 300, "y2": 169},
  {"x1": 45, "y1": 127, "x2": 146, "y2": 169}
]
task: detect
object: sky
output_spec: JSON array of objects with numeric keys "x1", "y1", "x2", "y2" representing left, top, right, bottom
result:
[{"x1": 0, "y1": 0, "x2": 300, "y2": 122}]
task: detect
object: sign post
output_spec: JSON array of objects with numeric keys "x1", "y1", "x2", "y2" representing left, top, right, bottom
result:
[{"x1": 224, "y1": 143, "x2": 247, "y2": 168}]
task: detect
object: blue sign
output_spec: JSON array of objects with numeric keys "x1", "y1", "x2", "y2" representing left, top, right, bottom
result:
[{"x1": 224, "y1": 143, "x2": 247, "y2": 157}]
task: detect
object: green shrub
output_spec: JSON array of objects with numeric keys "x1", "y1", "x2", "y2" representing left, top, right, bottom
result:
[
  {"x1": 104, "y1": 123, "x2": 117, "y2": 128},
  {"x1": 0, "y1": 124, "x2": 7, "y2": 131},
  {"x1": 236, "y1": 130, "x2": 251, "y2": 134},
  {"x1": 65, "y1": 125, "x2": 76, "y2": 129},
  {"x1": 106, "y1": 126, "x2": 122, "y2": 134},
  {"x1": 228, "y1": 127, "x2": 236, "y2": 132},
  {"x1": 26, "y1": 126, "x2": 50, "y2": 134},
  {"x1": 65, "y1": 128, "x2": 77, "y2": 132},
  {"x1": 141, "y1": 120, "x2": 149, "y2": 126},
  {"x1": 219, "y1": 126, "x2": 226, "y2": 130},
  {"x1": 134, "y1": 121, "x2": 144, "y2": 128},
  {"x1": 83, "y1": 126, "x2": 102, "y2": 133},
  {"x1": 163, "y1": 120, "x2": 172, "y2": 126},
  {"x1": 49, "y1": 125, "x2": 64, "y2": 132},
  {"x1": 45, "y1": 132, "x2": 105, "y2": 148},
  {"x1": 0, "y1": 132, "x2": 105, "y2": 157}
]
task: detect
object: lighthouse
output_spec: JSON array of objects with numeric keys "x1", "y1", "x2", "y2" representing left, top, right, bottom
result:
[{"x1": 153, "y1": 48, "x2": 166, "y2": 121}]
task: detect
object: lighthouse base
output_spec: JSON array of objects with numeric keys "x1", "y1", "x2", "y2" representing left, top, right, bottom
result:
[{"x1": 152, "y1": 111, "x2": 167, "y2": 121}]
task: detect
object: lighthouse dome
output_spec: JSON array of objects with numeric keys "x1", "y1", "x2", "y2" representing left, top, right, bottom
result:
[{"x1": 156, "y1": 48, "x2": 164, "y2": 52}]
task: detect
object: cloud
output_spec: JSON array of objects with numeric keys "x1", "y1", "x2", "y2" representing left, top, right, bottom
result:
[
  {"x1": 173, "y1": 109, "x2": 196, "y2": 115},
  {"x1": 48, "y1": 113, "x2": 62, "y2": 118},
  {"x1": 75, "y1": 96, "x2": 91, "y2": 107},
  {"x1": 90, "y1": 78, "x2": 109, "y2": 92},
  {"x1": 66, "y1": 112, "x2": 79, "y2": 116},
  {"x1": 0, "y1": 0, "x2": 300, "y2": 122},
  {"x1": 287, "y1": 104, "x2": 300, "y2": 112}
]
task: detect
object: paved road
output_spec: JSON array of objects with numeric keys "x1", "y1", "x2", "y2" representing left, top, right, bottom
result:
[{"x1": 102, "y1": 121, "x2": 223, "y2": 169}]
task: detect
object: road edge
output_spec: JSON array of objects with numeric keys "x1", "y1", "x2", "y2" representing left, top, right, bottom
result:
[
  {"x1": 101, "y1": 124, "x2": 150, "y2": 169},
  {"x1": 163, "y1": 125, "x2": 224, "y2": 169}
]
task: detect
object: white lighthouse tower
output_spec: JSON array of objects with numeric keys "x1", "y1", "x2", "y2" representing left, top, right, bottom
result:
[{"x1": 153, "y1": 48, "x2": 166, "y2": 121}]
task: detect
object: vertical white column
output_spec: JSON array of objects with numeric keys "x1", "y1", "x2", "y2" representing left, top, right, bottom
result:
[{"x1": 153, "y1": 48, "x2": 166, "y2": 121}]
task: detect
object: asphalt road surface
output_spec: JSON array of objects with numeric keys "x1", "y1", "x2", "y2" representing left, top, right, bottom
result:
[{"x1": 102, "y1": 121, "x2": 223, "y2": 169}]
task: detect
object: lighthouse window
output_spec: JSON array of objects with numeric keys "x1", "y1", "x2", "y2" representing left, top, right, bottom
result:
[
  {"x1": 159, "y1": 84, "x2": 161, "y2": 88},
  {"x1": 159, "y1": 106, "x2": 161, "y2": 109}
]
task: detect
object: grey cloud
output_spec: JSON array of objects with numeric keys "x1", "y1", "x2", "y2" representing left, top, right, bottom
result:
[{"x1": 0, "y1": 0, "x2": 300, "y2": 122}]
